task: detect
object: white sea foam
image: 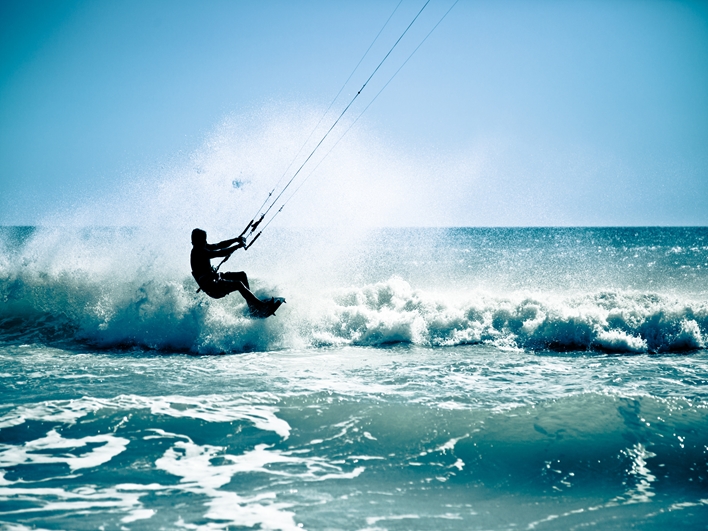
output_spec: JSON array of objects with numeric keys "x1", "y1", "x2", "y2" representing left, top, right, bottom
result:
[
  {"x1": 310, "y1": 277, "x2": 707, "y2": 353},
  {"x1": 1, "y1": 259, "x2": 706, "y2": 353},
  {"x1": 0, "y1": 395, "x2": 290, "y2": 439},
  {"x1": 1, "y1": 223, "x2": 707, "y2": 355},
  {"x1": 0, "y1": 429, "x2": 128, "y2": 471}
]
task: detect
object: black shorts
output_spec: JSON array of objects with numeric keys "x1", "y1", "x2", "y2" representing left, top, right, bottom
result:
[{"x1": 195, "y1": 272, "x2": 247, "y2": 299}]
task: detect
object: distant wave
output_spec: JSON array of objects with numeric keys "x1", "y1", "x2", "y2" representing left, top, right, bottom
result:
[{"x1": 1, "y1": 269, "x2": 705, "y2": 354}]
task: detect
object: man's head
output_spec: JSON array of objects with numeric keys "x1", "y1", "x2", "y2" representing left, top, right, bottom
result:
[{"x1": 191, "y1": 228, "x2": 207, "y2": 245}]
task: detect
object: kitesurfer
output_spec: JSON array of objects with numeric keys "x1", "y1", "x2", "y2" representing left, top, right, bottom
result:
[{"x1": 190, "y1": 228, "x2": 261, "y2": 305}]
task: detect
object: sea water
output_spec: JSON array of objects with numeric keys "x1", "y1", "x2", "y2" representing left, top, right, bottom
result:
[{"x1": 1, "y1": 226, "x2": 707, "y2": 530}]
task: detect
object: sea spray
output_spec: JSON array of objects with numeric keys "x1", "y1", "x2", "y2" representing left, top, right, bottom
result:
[{"x1": 2, "y1": 227, "x2": 706, "y2": 354}]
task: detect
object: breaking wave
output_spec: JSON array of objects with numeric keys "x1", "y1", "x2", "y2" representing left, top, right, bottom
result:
[
  {"x1": 313, "y1": 277, "x2": 707, "y2": 353},
  {"x1": 1, "y1": 266, "x2": 705, "y2": 354}
]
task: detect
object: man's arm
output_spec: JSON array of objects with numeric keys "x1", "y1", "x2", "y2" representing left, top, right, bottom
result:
[
  {"x1": 203, "y1": 243, "x2": 243, "y2": 258},
  {"x1": 209, "y1": 236, "x2": 246, "y2": 250}
]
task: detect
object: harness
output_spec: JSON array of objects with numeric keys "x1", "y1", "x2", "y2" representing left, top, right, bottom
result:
[{"x1": 193, "y1": 270, "x2": 228, "y2": 299}]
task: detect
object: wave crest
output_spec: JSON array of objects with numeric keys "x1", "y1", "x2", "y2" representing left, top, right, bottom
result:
[
  {"x1": 1, "y1": 264, "x2": 706, "y2": 354},
  {"x1": 314, "y1": 277, "x2": 707, "y2": 353}
]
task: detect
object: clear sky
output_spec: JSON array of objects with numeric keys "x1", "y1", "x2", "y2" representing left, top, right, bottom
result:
[{"x1": 1, "y1": 0, "x2": 707, "y2": 227}]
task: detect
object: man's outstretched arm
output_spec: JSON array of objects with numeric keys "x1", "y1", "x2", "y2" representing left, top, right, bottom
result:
[
  {"x1": 203, "y1": 242, "x2": 243, "y2": 258},
  {"x1": 208, "y1": 236, "x2": 246, "y2": 251}
]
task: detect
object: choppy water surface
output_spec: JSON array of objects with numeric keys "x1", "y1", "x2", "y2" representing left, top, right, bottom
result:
[
  {"x1": 2, "y1": 345, "x2": 707, "y2": 530},
  {"x1": 1, "y1": 226, "x2": 707, "y2": 529}
]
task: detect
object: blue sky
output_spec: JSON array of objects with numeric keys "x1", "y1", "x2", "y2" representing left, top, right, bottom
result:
[{"x1": 1, "y1": 0, "x2": 707, "y2": 226}]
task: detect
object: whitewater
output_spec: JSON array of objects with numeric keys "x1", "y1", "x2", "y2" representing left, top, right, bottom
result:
[
  {"x1": 0, "y1": 109, "x2": 706, "y2": 530},
  {"x1": 1, "y1": 226, "x2": 707, "y2": 354}
]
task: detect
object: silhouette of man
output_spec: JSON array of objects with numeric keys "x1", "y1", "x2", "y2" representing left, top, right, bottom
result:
[{"x1": 190, "y1": 228, "x2": 262, "y2": 306}]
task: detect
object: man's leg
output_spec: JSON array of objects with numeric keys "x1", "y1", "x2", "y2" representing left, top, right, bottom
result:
[
  {"x1": 221, "y1": 271, "x2": 249, "y2": 289},
  {"x1": 233, "y1": 281, "x2": 263, "y2": 308},
  {"x1": 218, "y1": 274, "x2": 261, "y2": 308}
]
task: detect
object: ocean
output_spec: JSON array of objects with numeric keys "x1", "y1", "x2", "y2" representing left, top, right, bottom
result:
[{"x1": 1, "y1": 225, "x2": 707, "y2": 530}]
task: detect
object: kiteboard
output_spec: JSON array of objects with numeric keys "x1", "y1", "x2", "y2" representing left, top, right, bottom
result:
[{"x1": 247, "y1": 297, "x2": 285, "y2": 319}]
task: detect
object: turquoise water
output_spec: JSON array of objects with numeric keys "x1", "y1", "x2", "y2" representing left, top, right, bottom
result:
[{"x1": 1, "y1": 227, "x2": 707, "y2": 529}]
